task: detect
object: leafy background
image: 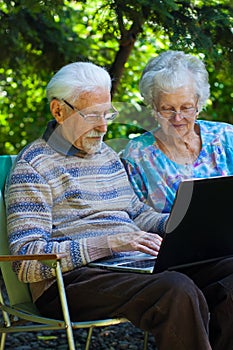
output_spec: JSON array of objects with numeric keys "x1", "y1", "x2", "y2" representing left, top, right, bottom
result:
[{"x1": 0, "y1": 0, "x2": 233, "y2": 154}]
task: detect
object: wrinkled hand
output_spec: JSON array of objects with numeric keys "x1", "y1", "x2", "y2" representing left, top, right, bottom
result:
[{"x1": 108, "y1": 231, "x2": 163, "y2": 256}]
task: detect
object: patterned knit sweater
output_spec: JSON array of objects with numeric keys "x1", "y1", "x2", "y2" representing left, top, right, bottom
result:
[{"x1": 6, "y1": 120, "x2": 168, "y2": 301}]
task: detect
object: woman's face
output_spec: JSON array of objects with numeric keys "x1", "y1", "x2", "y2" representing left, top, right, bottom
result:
[{"x1": 154, "y1": 86, "x2": 199, "y2": 139}]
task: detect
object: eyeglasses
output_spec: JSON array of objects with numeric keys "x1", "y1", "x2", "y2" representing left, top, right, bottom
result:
[
  {"x1": 157, "y1": 107, "x2": 198, "y2": 120},
  {"x1": 61, "y1": 99, "x2": 118, "y2": 123}
]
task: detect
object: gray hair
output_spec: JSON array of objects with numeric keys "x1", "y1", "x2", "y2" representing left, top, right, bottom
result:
[
  {"x1": 46, "y1": 62, "x2": 111, "y2": 103},
  {"x1": 139, "y1": 50, "x2": 210, "y2": 111}
]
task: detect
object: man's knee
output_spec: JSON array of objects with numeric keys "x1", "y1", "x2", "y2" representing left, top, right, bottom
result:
[
  {"x1": 153, "y1": 271, "x2": 208, "y2": 314},
  {"x1": 158, "y1": 270, "x2": 199, "y2": 294}
]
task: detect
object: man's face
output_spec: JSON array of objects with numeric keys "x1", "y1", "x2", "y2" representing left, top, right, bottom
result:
[{"x1": 53, "y1": 89, "x2": 111, "y2": 154}]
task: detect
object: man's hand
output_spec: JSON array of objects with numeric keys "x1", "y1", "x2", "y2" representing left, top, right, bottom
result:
[{"x1": 108, "y1": 231, "x2": 162, "y2": 256}]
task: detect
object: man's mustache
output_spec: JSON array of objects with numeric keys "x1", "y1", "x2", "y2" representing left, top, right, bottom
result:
[{"x1": 85, "y1": 130, "x2": 106, "y2": 138}]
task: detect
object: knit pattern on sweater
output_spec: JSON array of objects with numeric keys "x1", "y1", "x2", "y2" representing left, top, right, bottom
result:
[{"x1": 6, "y1": 139, "x2": 168, "y2": 285}]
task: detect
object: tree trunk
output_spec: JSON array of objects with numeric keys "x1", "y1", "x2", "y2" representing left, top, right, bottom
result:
[
  {"x1": 109, "y1": 38, "x2": 136, "y2": 96},
  {"x1": 109, "y1": 17, "x2": 145, "y2": 96}
]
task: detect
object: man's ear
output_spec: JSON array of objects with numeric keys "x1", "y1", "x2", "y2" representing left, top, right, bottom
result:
[{"x1": 50, "y1": 99, "x2": 64, "y2": 124}]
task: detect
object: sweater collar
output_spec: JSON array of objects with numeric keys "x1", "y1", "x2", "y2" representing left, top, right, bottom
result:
[{"x1": 42, "y1": 119, "x2": 103, "y2": 157}]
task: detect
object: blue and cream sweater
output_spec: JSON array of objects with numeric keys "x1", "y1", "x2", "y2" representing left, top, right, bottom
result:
[{"x1": 6, "y1": 120, "x2": 168, "y2": 301}]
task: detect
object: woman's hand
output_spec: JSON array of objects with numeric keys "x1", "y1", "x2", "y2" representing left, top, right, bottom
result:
[{"x1": 108, "y1": 231, "x2": 163, "y2": 256}]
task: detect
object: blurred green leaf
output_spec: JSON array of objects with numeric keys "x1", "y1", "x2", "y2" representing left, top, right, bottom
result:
[{"x1": 0, "y1": 0, "x2": 232, "y2": 154}]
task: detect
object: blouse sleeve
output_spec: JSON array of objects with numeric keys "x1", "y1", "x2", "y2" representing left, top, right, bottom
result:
[{"x1": 122, "y1": 158, "x2": 149, "y2": 205}]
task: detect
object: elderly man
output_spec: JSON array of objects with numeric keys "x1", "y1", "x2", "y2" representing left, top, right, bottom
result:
[{"x1": 6, "y1": 62, "x2": 212, "y2": 350}]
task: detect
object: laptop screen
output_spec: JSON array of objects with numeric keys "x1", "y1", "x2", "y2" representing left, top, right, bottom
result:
[{"x1": 154, "y1": 175, "x2": 233, "y2": 272}]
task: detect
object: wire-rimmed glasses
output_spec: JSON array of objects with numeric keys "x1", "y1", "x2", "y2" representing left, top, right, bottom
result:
[
  {"x1": 157, "y1": 107, "x2": 198, "y2": 120},
  {"x1": 61, "y1": 98, "x2": 118, "y2": 123}
]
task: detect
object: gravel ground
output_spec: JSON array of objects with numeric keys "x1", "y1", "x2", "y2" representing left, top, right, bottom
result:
[
  {"x1": 0, "y1": 277, "x2": 156, "y2": 350},
  {"x1": 2, "y1": 322, "x2": 157, "y2": 349}
]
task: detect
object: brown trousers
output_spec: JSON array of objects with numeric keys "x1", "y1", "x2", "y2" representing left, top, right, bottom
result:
[{"x1": 36, "y1": 257, "x2": 233, "y2": 350}]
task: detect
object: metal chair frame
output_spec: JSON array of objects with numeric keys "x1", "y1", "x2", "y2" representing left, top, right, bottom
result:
[{"x1": 0, "y1": 155, "x2": 148, "y2": 350}]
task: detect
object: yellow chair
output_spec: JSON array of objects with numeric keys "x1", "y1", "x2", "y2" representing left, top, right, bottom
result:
[{"x1": 0, "y1": 155, "x2": 149, "y2": 350}]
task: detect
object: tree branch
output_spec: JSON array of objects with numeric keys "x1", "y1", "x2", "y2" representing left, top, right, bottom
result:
[{"x1": 109, "y1": 8, "x2": 146, "y2": 96}]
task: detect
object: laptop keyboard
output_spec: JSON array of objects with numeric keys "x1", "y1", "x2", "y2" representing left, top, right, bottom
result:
[{"x1": 120, "y1": 259, "x2": 156, "y2": 268}]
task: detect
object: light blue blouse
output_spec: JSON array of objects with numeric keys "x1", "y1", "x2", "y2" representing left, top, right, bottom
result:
[{"x1": 122, "y1": 120, "x2": 233, "y2": 213}]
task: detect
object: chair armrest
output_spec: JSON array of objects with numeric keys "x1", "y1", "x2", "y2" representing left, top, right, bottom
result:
[{"x1": 0, "y1": 253, "x2": 67, "y2": 262}]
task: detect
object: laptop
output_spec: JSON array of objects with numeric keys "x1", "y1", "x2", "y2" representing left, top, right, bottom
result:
[{"x1": 88, "y1": 175, "x2": 233, "y2": 273}]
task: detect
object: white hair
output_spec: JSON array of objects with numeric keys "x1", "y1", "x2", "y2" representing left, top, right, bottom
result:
[
  {"x1": 46, "y1": 62, "x2": 111, "y2": 103},
  {"x1": 139, "y1": 50, "x2": 210, "y2": 111}
]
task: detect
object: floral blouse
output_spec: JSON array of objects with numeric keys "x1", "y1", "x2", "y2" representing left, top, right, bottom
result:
[{"x1": 122, "y1": 120, "x2": 233, "y2": 213}]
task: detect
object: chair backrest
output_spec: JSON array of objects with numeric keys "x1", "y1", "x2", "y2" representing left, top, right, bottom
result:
[
  {"x1": 0, "y1": 155, "x2": 17, "y2": 192},
  {"x1": 0, "y1": 155, "x2": 33, "y2": 306}
]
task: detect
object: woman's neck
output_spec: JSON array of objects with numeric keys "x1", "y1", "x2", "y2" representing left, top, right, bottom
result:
[{"x1": 155, "y1": 127, "x2": 202, "y2": 165}]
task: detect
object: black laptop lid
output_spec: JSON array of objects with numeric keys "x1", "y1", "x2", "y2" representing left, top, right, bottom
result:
[{"x1": 154, "y1": 175, "x2": 233, "y2": 273}]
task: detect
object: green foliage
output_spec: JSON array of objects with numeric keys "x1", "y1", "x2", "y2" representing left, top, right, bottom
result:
[{"x1": 0, "y1": 0, "x2": 233, "y2": 154}]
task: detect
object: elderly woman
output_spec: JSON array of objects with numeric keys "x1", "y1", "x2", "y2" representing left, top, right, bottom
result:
[
  {"x1": 122, "y1": 50, "x2": 233, "y2": 213},
  {"x1": 122, "y1": 50, "x2": 233, "y2": 350}
]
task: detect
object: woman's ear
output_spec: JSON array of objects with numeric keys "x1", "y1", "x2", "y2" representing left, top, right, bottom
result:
[{"x1": 50, "y1": 99, "x2": 64, "y2": 124}]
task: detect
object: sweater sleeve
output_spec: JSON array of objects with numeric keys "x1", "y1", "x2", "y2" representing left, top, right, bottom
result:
[
  {"x1": 127, "y1": 188, "x2": 169, "y2": 237},
  {"x1": 6, "y1": 159, "x2": 111, "y2": 283}
]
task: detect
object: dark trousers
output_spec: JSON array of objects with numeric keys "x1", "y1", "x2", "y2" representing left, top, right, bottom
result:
[{"x1": 36, "y1": 257, "x2": 233, "y2": 350}]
